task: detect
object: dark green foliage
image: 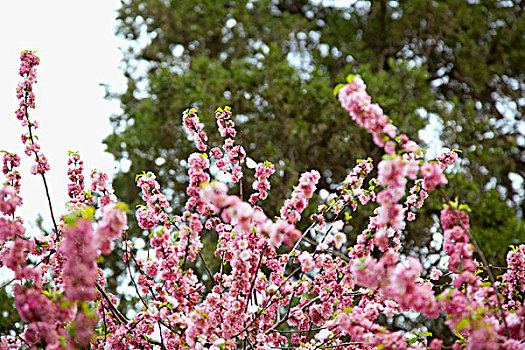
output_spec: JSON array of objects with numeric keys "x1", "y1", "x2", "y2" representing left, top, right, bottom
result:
[{"x1": 0, "y1": 288, "x2": 21, "y2": 337}]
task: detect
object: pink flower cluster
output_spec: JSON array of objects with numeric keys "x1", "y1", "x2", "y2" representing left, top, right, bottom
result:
[
  {"x1": 203, "y1": 180, "x2": 298, "y2": 251},
  {"x1": 0, "y1": 152, "x2": 34, "y2": 281},
  {"x1": 420, "y1": 162, "x2": 448, "y2": 191},
  {"x1": 18, "y1": 51, "x2": 40, "y2": 77},
  {"x1": 67, "y1": 151, "x2": 85, "y2": 199},
  {"x1": 351, "y1": 250, "x2": 440, "y2": 318},
  {"x1": 405, "y1": 179, "x2": 429, "y2": 221},
  {"x1": 214, "y1": 107, "x2": 246, "y2": 182},
  {"x1": 3, "y1": 168, "x2": 99, "y2": 347},
  {"x1": 338, "y1": 77, "x2": 394, "y2": 149},
  {"x1": 61, "y1": 218, "x2": 98, "y2": 301},
  {"x1": 0, "y1": 186, "x2": 22, "y2": 218},
  {"x1": 216, "y1": 105, "x2": 236, "y2": 138},
  {"x1": 2, "y1": 53, "x2": 525, "y2": 350},
  {"x1": 1, "y1": 54, "x2": 135, "y2": 348},
  {"x1": 338, "y1": 158, "x2": 375, "y2": 210},
  {"x1": 14, "y1": 51, "x2": 50, "y2": 176},
  {"x1": 501, "y1": 245, "x2": 525, "y2": 308},
  {"x1": 437, "y1": 148, "x2": 459, "y2": 169},
  {"x1": 440, "y1": 206, "x2": 475, "y2": 274},
  {"x1": 338, "y1": 76, "x2": 448, "y2": 233},
  {"x1": 249, "y1": 161, "x2": 275, "y2": 204},
  {"x1": 280, "y1": 170, "x2": 320, "y2": 224},
  {"x1": 375, "y1": 156, "x2": 418, "y2": 230},
  {"x1": 185, "y1": 153, "x2": 215, "y2": 215},
  {"x1": 183, "y1": 106, "x2": 247, "y2": 185},
  {"x1": 338, "y1": 76, "x2": 421, "y2": 155},
  {"x1": 13, "y1": 285, "x2": 75, "y2": 347},
  {"x1": 311, "y1": 158, "x2": 375, "y2": 251},
  {"x1": 182, "y1": 108, "x2": 208, "y2": 151},
  {"x1": 66, "y1": 153, "x2": 116, "y2": 212},
  {"x1": 337, "y1": 78, "x2": 454, "y2": 260},
  {"x1": 405, "y1": 149, "x2": 457, "y2": 222},
  {"x1": 0, "y1": 207, "x2": 24, "y2": 245},
  {"x1": 2, "y1": 152, "x2": 21, "y2": 192},
  {"x1": 435, "y1": 206, "x2": 514, "y2": 348},
  {"x1": 91, "y1": 170, "x2": 117, "y2": 207},
  {"x1": 95, "y1": 203, "x2": 128, "y2": 255},
  {"x1": 136, "y1": 171, "x2": 170, "y2": 229}
]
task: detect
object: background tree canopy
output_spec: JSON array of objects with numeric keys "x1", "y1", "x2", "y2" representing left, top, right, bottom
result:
[{"x1": 101, "y1": 0, "x2": 524, "y2": 341}]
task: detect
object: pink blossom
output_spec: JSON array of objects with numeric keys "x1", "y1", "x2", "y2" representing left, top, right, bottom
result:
[
  {"x1": 378, "y1": 157, "x2": 407, "y2": 188},
  {"x1": 0, "y1": 186, "x2": 22, "y2": 216},
  {"x1": 430, "y1": 339, "x2": 443, "y2": 350},
  {"x1": 437, "y1": 148, "x2": 459, "y2": 169},
  {"x1": 62, "y1": 218, "x2": 98, "y2": 301},
  {"x1": 298, "y1": 251, "x2": 315, "y2": 273},
  {"x1": 430, "y1": 268, "x2": 443, "y2": 280},
  {"x1": 95, "y1": 204, "x2": 128, "y2": 254},
  {"x1": 182, "y1": 108, "x2": 208, "y2": 151},
  {"x1": 280, "y1": 170, "x2": 320, "y2": 224},
  {"x1": 249, "y1": 161, "x2": 275, "y2": 204},
  {"x1": 420, "y1": 162, "x2": 448, "y2": 191},
  {"x1": 404, "y1": 140, "x2": 420, "y2": 153}
]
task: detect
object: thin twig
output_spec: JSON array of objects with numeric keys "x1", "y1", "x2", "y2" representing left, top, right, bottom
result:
[
  {"x1": 233, "y1": 267, "x2": 301, "y2": 338},
  {"x1": 9, "y1": 322, "x2": 31, "y2": 348},
  {"x1": 22, "y1": 93, "x2": 59, "y2": 237},
  {"x1": 240, "y1": 177, "x2": 243, "y2": 200},
  {"x1": 270, "y1": 202, "x2": 350, "y2": 334},
  {"x1": 124, "y1": 238, "x2": 149, "y2": 308},
  {"x1": 182, "y1": 235, "x2": 190, "y2": 270},
  {"x1": 0, "y1": 278, "x2": 15, "y2": 290},
  {"x1": 199, "y1": 251, "x2": 214, "y2": 285},
  {"x1": 303, "y1": 237, "x2": 351, "y2": 262},
  {"x1": 158, "y1": 321, "x2": 166, "y2": 350},
  {"x1": 244, "y1": 247, "x2": 265, "y2": 314},
  {"x1": 1, "y1": 249, "x2": 56, "y2": 290},
  {"x1": 271, "y1": 343, "x2": 362, "y2": 349},
  {"x1": 101, "y1": 302, "x2": 107, "y2": 343},
  {"x1": 288, "y1": 196, "x2": 342, "y2": 258},
  {"x1": 96, "y1": 283, "x2": 127, "y2": 324},
  {"x1": 277, "y1": 326, "x2": 328, "y2": 334}
]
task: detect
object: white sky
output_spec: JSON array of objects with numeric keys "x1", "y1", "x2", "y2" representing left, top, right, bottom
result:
[{"x1": 0, "y1": 1, "x2": 126, "y2": 229}]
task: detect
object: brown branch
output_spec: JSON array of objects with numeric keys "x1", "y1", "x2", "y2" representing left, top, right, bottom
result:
[
  {"x1": 233, "y1": 267, "x2": 301, "y2": 338},
  {"x1": 244, "y1": 247, "x2": 265, "y2": 314},
  {"x1": 198, "y1": 251, "x2": 214, "y2": 285},
  {"x1": 21, "y1": 90, "x2": 59, "y2": 237},
  {"x1": 9, "y1": 322, "x2": 31, "y2": 348},
  {"x1": 96, "y1": 283, "x2": 128, "y2": 324}
]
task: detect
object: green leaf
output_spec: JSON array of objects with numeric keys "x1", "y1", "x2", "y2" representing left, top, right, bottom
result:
[
  {"x1": 456, "y1": 317, "x2": 470, "y2": 331},
  {"x1": 63, "y1": 213, "x2": 78, "y2": 226},
  {"x1": 333, "y1": 83, "x2": 346, "y2": 96},
  {"x1": 436, "y1": 293, "x2": 447, "y2": 300},
  {"x1": 355, "y1": 263, "x2": 367, "y2": 270},
  {"x1": 346, "y1": 74, "x2": 359, "y2": 83},
  {"x1": 115, "y1": 202, "x2": 130, "y2": 213},
  {"x1": 81, "y1": 206, "x2": 95, "y2": 220}
]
